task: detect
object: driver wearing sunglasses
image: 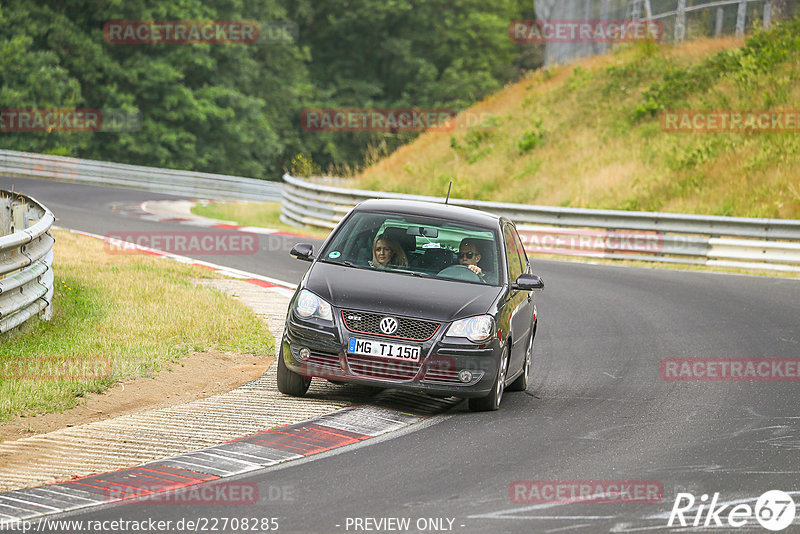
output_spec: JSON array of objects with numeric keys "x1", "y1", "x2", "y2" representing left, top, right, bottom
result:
[{"x1": 458, "y1": 239, "x2": 486, "y2": 281}]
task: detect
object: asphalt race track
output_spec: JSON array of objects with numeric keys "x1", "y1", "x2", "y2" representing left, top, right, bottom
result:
[{"x1": 3, "y1": 176, "x2": 799, "y2": 533}]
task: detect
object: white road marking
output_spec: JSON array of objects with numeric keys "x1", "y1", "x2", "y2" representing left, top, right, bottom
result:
[{"x1": 467, "y1": 496, "x2": 621, "y2": 520}]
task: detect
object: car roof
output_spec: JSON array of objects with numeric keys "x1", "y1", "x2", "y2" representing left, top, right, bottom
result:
[{"x1": 352, "y1": 199, "x2": 502, "y2": 228}]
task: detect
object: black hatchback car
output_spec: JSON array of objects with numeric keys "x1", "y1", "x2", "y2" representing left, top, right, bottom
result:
[{"x1": 278, "y1": 199, "x2": 543, "y2": 411}]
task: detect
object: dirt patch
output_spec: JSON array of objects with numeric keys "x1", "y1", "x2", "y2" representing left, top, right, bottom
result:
[{"x1": 0, "y1": 350, "x2": 273, "y2": 442}]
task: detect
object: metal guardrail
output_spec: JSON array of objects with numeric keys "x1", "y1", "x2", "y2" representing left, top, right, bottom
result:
[
  {"x1": 281, "y1": 174, "x2": 800, "y2": 272},
  {"x1": 0, "y1": 149, "x2": 282, "y2": 202},
  {"x1": 0, "y1": 190, "x2": 55, "y2": 333}
]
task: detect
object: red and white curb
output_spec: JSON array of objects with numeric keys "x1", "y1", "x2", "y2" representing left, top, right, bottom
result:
[
  {"x1": 0, "y1": 406, "x2": 433, "y2": 526},
  {"x1": 56, "y1": 227, "x2": 297, "y2": 298}
]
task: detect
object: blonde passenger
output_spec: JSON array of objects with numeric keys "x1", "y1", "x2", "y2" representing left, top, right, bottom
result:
[{"x1": 370, "y1": 233, "x2": 408, "y2": 268}]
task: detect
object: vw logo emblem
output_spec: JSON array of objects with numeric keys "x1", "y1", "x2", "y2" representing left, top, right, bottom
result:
[{"x1": 379, "y1": 317, "x2": 398, "y2": 335}]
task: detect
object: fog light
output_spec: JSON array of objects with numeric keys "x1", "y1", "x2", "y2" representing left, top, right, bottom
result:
[
  {"x1": 298, "y1": 347, "x2": 311, "y2": 361},
  {"x1": 458, "y1": 369, "x2": 473, "y2": 383}
]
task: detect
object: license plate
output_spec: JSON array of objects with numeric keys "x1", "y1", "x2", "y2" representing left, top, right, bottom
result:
[{"x1": 348, "y1": 338, "x2": 421, "y2": 362}]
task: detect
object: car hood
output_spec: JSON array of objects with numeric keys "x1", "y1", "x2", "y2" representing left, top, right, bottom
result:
[{"x1": 305, "y1": 261, "x2": 502, "y2": 323}]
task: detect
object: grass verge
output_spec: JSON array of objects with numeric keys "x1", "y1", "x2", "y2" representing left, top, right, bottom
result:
[
  {"x1": 191, "y1": 201, "x2": 331, "y2": 239},
  {"x1": 0, "y1": 229, "x2": 273, "y2": 421}
]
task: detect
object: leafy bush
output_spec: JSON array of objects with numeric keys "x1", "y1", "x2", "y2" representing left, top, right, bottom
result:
[
  {"x1": 290, "y1": 153, "x2": 321, "y2": 177},
  {"x1": 518, "y1": 119, "x2": 545, "y2": 154},
  {"x1": 449, "y1": 115, "x2": 502, "y2": 164},
  {"x1": 633, "y1": 18, "x2": 800, "y2": 121}
]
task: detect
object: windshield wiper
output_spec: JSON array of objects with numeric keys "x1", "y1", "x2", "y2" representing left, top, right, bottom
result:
[
  {"x1": 318, "y1": 258, "x2": 360, "y2": 269},
  {"x1": 399, "y1": 270, "x2": 434, "y2": 279}
]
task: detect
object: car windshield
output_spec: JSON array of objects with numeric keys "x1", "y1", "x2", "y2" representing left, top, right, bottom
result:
[{"x1": 320, "y1": 211, "x2": 502, "y2": 286}]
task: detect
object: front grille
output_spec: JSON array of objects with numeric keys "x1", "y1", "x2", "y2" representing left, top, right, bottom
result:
[
  {"x1": 423, "y1": 359, "x2": 460, "y2": 383},
  {"x1": 346, "y1": 355, "x2": 421, "y2": 381},
  {"x1": 341, "y1": 310, "x2": 440, "y2": 341}
]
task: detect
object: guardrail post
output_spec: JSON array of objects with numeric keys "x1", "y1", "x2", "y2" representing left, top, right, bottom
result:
[
  {"x1": 6, "y1": 201, "x2": 28, "y2": 278},
  {"x1": 675, "y1": 0, "x2": 687, "y2": 42},
  {"x1": 630, "y1": 0, "x2": 643, "y2": 20},
  {"x1": 763, "y1": 0, "x2": 772, "y2": 28},
  {"x1": 0, "y1": 195, "x2": 10, "y2": 237},
  {"x1": 736, "y1": 0, "x2": 748, "y2": 36},
  {"x1": 12, "y1": 200, "x2": 28, "y2": 232}
]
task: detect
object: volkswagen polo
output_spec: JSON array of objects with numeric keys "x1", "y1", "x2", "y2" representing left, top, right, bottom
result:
[{"x1": 278, "y1": 199, "x2": 543, "y2": 411}]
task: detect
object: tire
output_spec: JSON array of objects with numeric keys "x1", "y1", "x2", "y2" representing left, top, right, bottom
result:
[
  {"x1": 507, "y1": 328, "x2": 534, "y2": 392},
  {"x1": 469, "y1": 346, "x2": 508, "y2": 412},
  {"x1": 277, "y1": 349, "x2": 311, "y2": 396}
]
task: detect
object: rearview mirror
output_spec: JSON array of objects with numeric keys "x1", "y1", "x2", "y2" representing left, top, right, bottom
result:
[
  {"x1": 512, "y1": 273, "x2": 544, "y2": 291},
  {"x1": 290, "y1": 243, "x2": 314, "y2": 262},
  {"x1": 406, "y1": 226, "x2": 438, "y2": 238}
]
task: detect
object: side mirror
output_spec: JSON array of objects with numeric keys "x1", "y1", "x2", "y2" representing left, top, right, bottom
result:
[
  {"x1": 512, "y1": 273, "x2": 544, "y2": 291},
  {"x1": 290, "y1": 243, "x2": 314, "y2": 262}
]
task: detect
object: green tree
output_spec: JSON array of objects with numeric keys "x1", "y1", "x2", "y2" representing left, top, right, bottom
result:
[
  {"x1": 1, "y1": 0, "x2": 540, "y2": 178},
  {"x1": 285, "y1": 0, "x2": 541, "y2": 172}
]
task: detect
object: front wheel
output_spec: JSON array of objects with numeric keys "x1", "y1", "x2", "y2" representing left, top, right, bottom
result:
[
  {"x1": 507, "y1": 328, "x2": 534, "y2": 392},
  {"x1": 277, "y1": 350, "x2": 311, "y2": 396},
  {"x1": 469, "y1": 346, "x2": 508, "y2": 412}
]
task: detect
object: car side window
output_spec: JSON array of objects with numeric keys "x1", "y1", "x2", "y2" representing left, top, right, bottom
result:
[
  {"x1": 512, "y1": 227, "x2": 529, "y2": 273},
  {"x1": 503, "y1": 225, "x2": 523, "y2": 284}
]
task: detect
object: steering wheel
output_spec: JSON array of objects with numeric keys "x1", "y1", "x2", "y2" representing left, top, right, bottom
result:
[{"x1": 436, "y1": 264, "x2": 482, "y2": 282}]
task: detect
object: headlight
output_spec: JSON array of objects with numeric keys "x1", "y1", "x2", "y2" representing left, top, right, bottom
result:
[
  {"x1": 294, "y1": 290, "x2": 333, "y2": 323},
  {"x1": 446, "y1": 315, "x2": 494, "y2": 343}
]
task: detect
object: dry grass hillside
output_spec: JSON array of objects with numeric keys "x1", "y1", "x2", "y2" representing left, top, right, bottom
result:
[{"x1": 354, "y1": 22, "x2": 800, "y2": 219}]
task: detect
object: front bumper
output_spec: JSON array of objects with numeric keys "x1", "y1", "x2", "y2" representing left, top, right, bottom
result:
[{"x1": 281, "y1": 311, "x2": 502, "y2": 398}]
